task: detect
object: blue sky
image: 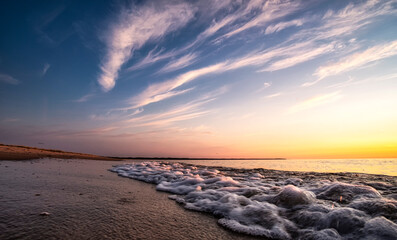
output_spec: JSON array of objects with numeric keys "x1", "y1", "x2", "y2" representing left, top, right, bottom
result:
[{"x1": 1, "y1": 0, "x2": 397, "y2": 158}]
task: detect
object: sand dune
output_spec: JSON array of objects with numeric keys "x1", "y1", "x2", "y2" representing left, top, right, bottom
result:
[{"x1": 0, "y1": 143, "x2": 117, "y2": 160}]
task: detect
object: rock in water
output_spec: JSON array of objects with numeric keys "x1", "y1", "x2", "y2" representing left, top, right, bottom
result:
[{"x1": 39, "y1": 212, "x2": 50, "y2": 216}]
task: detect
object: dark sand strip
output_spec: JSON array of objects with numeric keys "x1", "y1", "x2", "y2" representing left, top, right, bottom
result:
[{"x1": 0, "y1": 144, "x2": 116, "y2": 160}]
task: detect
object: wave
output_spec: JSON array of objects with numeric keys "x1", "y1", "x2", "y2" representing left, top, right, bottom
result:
[{"x1": 110, "y1": 161, "x2": 397, "y2": 239}]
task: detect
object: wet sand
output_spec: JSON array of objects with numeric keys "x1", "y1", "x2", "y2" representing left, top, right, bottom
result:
[
  {"x1": 0, "y1": 158, "x2": 260, "y2": 240},
  {"x1": 0, "y1": 144, "x2": 116, "y2": 160}
]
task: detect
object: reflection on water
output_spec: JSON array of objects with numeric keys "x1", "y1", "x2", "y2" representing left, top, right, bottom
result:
[{"x1": 166, "y1": 159, "x2": 397, "y2": 176}]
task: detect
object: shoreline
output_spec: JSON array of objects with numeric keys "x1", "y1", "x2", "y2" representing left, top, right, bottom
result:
[
  {"x1": 1, "y1": 155, "x2": 396, "y2": 238},
  {"x1": 0, "y1": 158, "x2": 259, "y2": 240}
]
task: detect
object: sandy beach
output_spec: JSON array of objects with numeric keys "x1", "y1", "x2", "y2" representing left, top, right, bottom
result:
[
  {"x1": 0, "y1": 144, "x2": 116, "y2": 161},
  {"x1": 0, "y1": 158, "x2": 260, "y2": 240}
]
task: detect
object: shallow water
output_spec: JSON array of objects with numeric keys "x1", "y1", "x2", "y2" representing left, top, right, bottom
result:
[
  {"x1": 165, "y1": 158, "x2": 397, "y2": 176},
  {"x1": 0, "y1": 159, "x2": 259, "y2": 240},
  {"x1": 111, "y1": 161, "x2": 397, "y2": 239}
]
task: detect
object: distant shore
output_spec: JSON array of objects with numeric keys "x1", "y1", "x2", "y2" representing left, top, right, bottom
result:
[
  {"x1": 0, "y1": 143, "x2": 286, "y2": 161},
  {"x1": 0, "y1": 143, "x2": 117, "y2": 161},
  {"x1": 112, "y1": 157, "x2": 286, "y2": 160}
]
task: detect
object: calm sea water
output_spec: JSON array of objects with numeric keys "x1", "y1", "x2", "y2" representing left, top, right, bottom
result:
[{"x1": 164, "y1": 158, "x2": 397, "y2": 176}]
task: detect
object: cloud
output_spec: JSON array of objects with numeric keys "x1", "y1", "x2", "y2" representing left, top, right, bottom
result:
[
  {"x1": 192, "y1": 0, "x2": 263, "y2": 44},
  {"x1": 259, "y1": 43, "x2": 335, "y2": 72},
  {"x1": 129, "y1": 62, "x2": 227, "y2": 108},
  {"x1": 42, "y1": 63, "x2": 50, "y2": 76},
  {"x1": 255, "y1": 81, "x2": 272, "y2": 93},
  {"x1": 126, "y1": 47, "x2": 177, "y2": 71},
  {"x1": 221, "y1": 0, "x2": 302, "y2": 39},
  {"x1": 158, "y1": 52, "x2": 199, "y2": 73},
  {"x1": 2, "y1": 118, "x2": 20, "y2": 123},
  {"x1": 263, "y1": 82, "x2": 271, "y2": 88},
  {"x1": 134, "y1": 111, "x2": 211, "y2": 127},
  {"x1": 327, "y1": 73, "x2": 397, "y2": 89},
  {"x1": 126, "y1": 87, "x2": 225, "y2": 127},
  {"x1": 124, "y1": 0, "x2": 397, "y2": 109},
  {"x1": 127, "y1": 108, "x2": 144, "y2": 117},
  {"x1": 291, "y1": 0, "x2": 396, "y2": 43},
  {"x1": 37, "y1": 126, "x2": 119, "y2": 138},
  {"x1": 304, "y1": 40, "x2": 397, "y2": 86},
  {"x1": 129, "y1": 42, "x2": 334, "y2": 108},
  {"x1": 265, "y1": 92, "x2": 282, "y2": 99},
  {"x1": 124, "y1": 0, "x2": 261, "y2": 71},
  {"x1": 265, "y1": 19, "x2": 305, "y2": 35},
  {"x1": 0, "y1": 73, "x2": 20, "y2": 85},
  {"x1": 98, "y1": 2, "x2": 195, "y2": 91},
  {"x1": 288, "y1": 91, "x2": 342, "y2": 113},
  {"x1": 225, "y1": 41, "x2": 317, "y2": 71},
  {"x1": 34, "y1": 6, "x2": 66, "y2": 46},
  {"x1": 131, "y1": 88, "x2": 195, "y2": 110},
  {"x1": 73, "y1": 93, "x2": 94, "y2": 103},
  {"x1": 224, "y1": 41, "x2": 335, "y2": 73}
]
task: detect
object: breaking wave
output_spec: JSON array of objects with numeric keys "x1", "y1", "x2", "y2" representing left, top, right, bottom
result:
[{"x1": 110, "y1": 162, "x2": 397, "y2": 239}]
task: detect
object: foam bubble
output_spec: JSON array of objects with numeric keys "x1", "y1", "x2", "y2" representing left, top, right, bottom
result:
[
  {"x1": 315, "y1": 182, "x2": 381, "y2": 203},
  {"x1": 111, "y1": 162, "x2": 397, "y2": 239},
  {"x1": 271, "y1": 185, "x2": 316, "y2": 207},
  {"x1": 361, "y1": 217, "x2": 397, "y2": 239}
]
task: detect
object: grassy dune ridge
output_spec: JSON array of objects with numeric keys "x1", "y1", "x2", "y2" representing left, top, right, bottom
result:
[{"x1": 0, "y1": 143, "x2": 118, "y2": 161}]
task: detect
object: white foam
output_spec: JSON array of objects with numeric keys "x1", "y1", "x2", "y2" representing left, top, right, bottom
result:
[{"x1": 110, "y1": 162, "x2": 397, "y2": 239}]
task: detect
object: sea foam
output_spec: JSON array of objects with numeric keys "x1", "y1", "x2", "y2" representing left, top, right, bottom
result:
[{"x1": 110, "y1": 162, "x2": 397, "y2": 239}]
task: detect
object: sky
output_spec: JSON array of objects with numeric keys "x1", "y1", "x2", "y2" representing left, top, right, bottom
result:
[{"x1": 0, "y1": 0, "x2": 397, "y2": 158}]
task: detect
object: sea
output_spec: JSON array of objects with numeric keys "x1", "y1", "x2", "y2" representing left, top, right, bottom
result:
[
  {"x1": 111, "y1": 158, "x2": 397, "y2": 239},
  {"x1": 163, "y1": 158, "x2": 397, "y2": 176}
]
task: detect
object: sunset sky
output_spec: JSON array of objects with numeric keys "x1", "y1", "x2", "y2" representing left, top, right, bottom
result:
[{"x1": 1, "y1": 0, "x2": 396, "y2": 158}]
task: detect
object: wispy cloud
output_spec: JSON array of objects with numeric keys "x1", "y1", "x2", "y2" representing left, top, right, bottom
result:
[
  {"x1": 120, "y1": 0, "x2": 397, "y2": 110},
  {"x1": 0, "y1": 73, "x2": 20, "y2": 85},
  {"x1": 327, "y1": 73, "x2": 397, "y2": 89},
  {"x1": 129, "y1": 63, "x2": 227, "y2": 108},
  {"x1": 255, "y1": 81, "x2": 272, "y2": 93},
  {"x1": 98, "y1": 2, "x2": 195, "y2": 91},
  {"x1": 127, "y1": 108, "x2": 144, "y2": 117},
  {"x1": 129, "y1": 41, "x2": 335, "y2": 108},
  {"x1": 265, "y1": 92, "x2": 282, "y2": 99},
  {"x1": 2, "y1": 118, "x2": 20, "y2": 123},
  {"x1": 73, "y1": 93, "x2": 94, "y2": 103},
  {"x1": 158, "y1": 52, "x2": 199, "y2": 73},
  {"x1": 265, "y1": 19, "x2": 305, "y2": 35},
  {"x1": 291, "y1": 0, "x2": 396, "y2": 43},
  {"x1": 130, "y1": 87, "x2": 195, "y2": 109},
  {"x1": 221, "y1": 0, "x2": 302, "y2": 39},
  {"x1": 125, "y1": 0, "x2": 261, "y2": 71},
  {"x1": 126, "y1": 47, "x2": 177, "y2": 71},
  {"x1": 134, "y1": 111, "x2": 211, "y2": 127},
  {"x1": 190, "y1": 0, "x2": 263, "y2": 46},
  {"x1": 34, "y1": 6, "x2": 66, "y2": 46},
  {"x1": 288, "y1": 91, "x2": 342, "y2": 113},
  {"x1": 126, "y1": 88, "x2": 225, "y2": 127},
  {"x1": 32, "y1": 126, "x2": 119, "y2": 138},
  {"x1": 305, "y1": 40, "x2": 397, "y2": 86},
  {"x1": 259, "y1": 43, "x2": 335, "y2": 72},
  {"x1": 225, "y1": 41, "x2": 321, "y2": 71},
  {"x1": 42, "y1": 63, "x2": 50, "y2": 76}
]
